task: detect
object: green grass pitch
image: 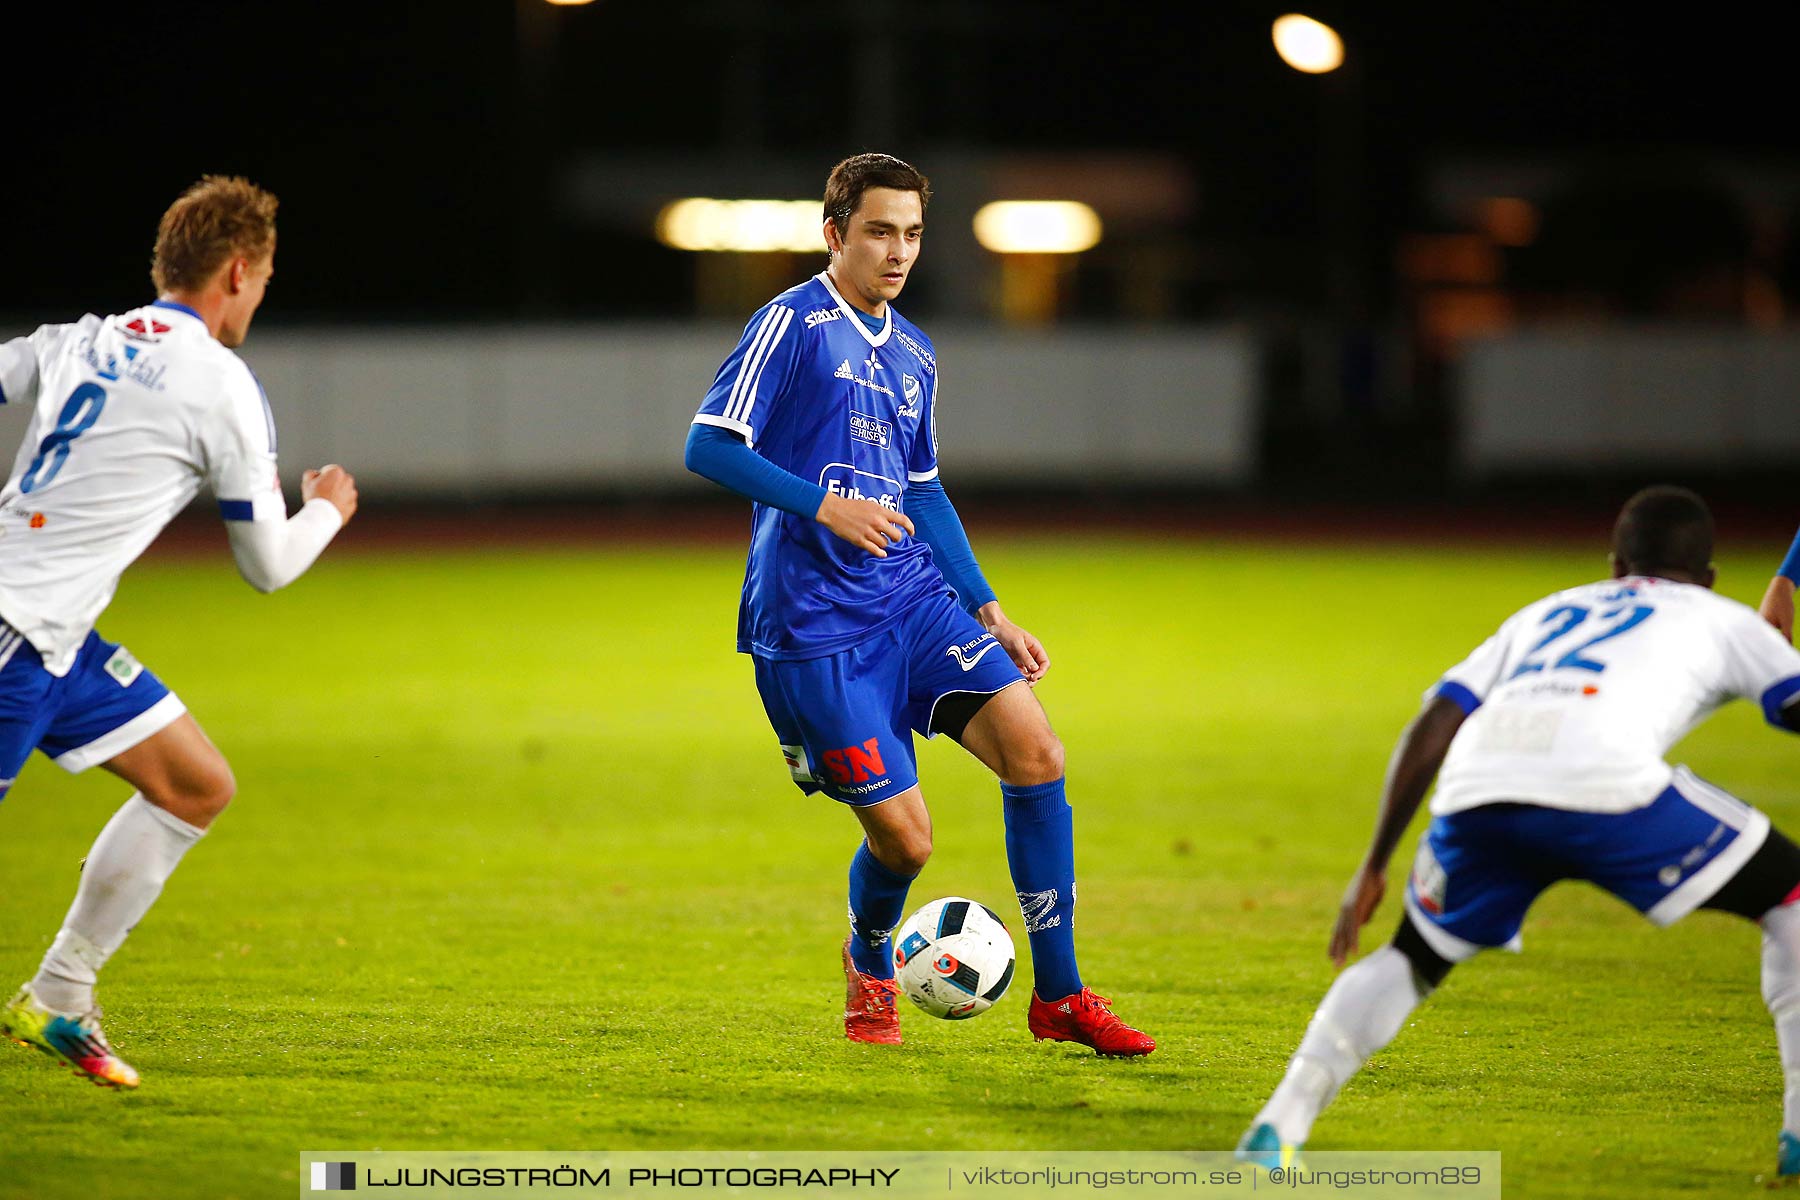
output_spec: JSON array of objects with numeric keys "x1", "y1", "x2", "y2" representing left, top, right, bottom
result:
[{"x1": 2, "y1": 530, "x2": 1796, "y2": 1198}]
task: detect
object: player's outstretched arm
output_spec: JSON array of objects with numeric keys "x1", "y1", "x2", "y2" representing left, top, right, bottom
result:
[
  {"x1": 1762, "y1": 577, "x2": 1796, "y2": 643},
  {"x1": 1763, "y1": 527, "x2": 1800, "y2": 642},
  {"x1": 226, "y1": 464, "x2": 357, "y2": 593},
  {"x1": 0, "y1": 336, "x2": 41, "y2": 407},
  {"x1": 1329, "y1": 694, "x2": 1467, "y2": 968}
]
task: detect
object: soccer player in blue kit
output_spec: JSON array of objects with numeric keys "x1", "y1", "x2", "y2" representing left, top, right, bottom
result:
[{"x1": 684, "y1": 154, "x2": 1154, "y2": 1055}]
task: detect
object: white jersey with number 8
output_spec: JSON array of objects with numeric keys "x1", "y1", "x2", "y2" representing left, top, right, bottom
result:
[{"x1": 0, "y1": 301, "x2": 282, "y2": 676}]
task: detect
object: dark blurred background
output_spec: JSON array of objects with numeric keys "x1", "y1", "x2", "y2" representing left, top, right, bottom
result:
[{"x1": 5, "y1": 2, "x2": 1798, "y2": 519}]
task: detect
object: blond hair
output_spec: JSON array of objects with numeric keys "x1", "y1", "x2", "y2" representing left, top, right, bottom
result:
[{"x1": 151, "y1": 176, "x2": 278, "y2": 293}]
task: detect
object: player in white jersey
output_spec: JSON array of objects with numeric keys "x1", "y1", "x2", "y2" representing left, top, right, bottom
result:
[
  {"x1": 0, "y1": 177, "x2": 357, "y2": 1088},
  {"x1": 1237, "y1": 487, "x2": 1800, "y2": 1178}
]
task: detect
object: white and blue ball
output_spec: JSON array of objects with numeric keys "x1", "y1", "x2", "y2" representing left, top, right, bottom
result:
[{"x1": 892, "y1": 896, "x2": 1016, "y2": 1020}]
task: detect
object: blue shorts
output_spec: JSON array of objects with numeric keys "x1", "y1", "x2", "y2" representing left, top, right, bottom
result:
[
  {"x1": 1404, "y1": 766, "x2": 1771, "y2": 962},
  {"x1": 753, "y1": 592, "x2": 1026, "y2": 806},
  {"x1": 0, "y1": 624, "x2": 185, "y2": 800}
]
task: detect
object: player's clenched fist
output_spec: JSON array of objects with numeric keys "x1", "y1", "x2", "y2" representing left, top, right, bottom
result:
[
  {"x1": 815, "y1": 492, "x2": 913, "y2": 557},
  {"x1": 303, "y1": 464, "x2": 359, "y2": 524}
]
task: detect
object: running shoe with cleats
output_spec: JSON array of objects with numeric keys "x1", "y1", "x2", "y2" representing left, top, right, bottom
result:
[
  {"x1": 1, "y1": 983, "x2": 140, "y2": 1089},
  {"x1": 842, "y1": 939, "x2": 901, "y2": 1045},
  {"x1": 1027, "y1": 987, "x2": 1156, "y2": 1056},
  {"x1": 1235, "y1": 1122, "x2": 1303, "y2": 1172}
]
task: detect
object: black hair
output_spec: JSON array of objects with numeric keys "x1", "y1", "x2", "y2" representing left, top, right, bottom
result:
[{"x1": 1612, "y1": 485, "x2": 1713, "y2": 577}]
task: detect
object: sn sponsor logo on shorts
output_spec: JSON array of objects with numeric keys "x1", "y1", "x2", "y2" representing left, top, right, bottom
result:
[
  {"x1": 946, "y1": 633, "x2": 1002, "y2": 672},
  {"x1": 823, "y1": 737, "x2": 887, "y2": 785},
  {"x1": 848, "y1": 411, "x2": 892, "y2": 449}
]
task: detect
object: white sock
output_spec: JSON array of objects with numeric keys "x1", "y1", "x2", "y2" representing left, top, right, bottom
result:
[
  {"x1": 30, "y1": 794, "x2": 205, "y2": 1014},
  {"x1": 1762, "y1": 902, "x2": 1800, "y2": 1134},
  {"x1": 1255, "y1": 945, "x2": 1425, "y2": 1146}
]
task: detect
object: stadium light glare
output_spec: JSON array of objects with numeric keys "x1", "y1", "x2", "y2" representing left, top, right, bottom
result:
[
  {"x1": 1272, "y1": 14, "x2": 1344, "y2": 74},
  {"x1": 545, "y1": 0, "x2": 596, "y2": 6},
  {"x1": 655, "y1": 199, "x2": 823, "y2": 253},
  {"x1": 971, "y1": 201, "x2": 1103, "y2": 255}
]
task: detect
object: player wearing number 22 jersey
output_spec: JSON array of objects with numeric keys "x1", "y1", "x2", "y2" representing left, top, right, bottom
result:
[
  {"x1": 685, "y1": 154, "x2": 1152, "y2": 1054},
  {"x1": 1239, "y1": 487, "x2": 1800, "y2": 1180},
  {"x1": 0, "y1": 177, "x2": 358, "y2": 1089}
]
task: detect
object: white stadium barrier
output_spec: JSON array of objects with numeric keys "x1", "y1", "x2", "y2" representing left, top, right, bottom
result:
[
  {"x1": 1459, "y1": 329, "x2": 1800, "y2": 477},
  {"x1": 0, "y1": 324, "x2": 1261, "y2": 496}
]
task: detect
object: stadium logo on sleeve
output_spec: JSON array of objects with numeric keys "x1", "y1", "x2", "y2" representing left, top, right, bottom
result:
[
  {"x1": 310, "y1": 1161, "x2": 356, "y2": 1191},
  {"x1": 849, "y1": 411, "x2": 893, "y2": 449}
]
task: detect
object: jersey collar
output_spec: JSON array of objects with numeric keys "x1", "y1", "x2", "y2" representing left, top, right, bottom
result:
[
  {"x1": 817, "y1": 272, "x2": 891, "y2": 348},
  {"x1": 149, "y1": 299, "x2": 205, "y2": 325}
]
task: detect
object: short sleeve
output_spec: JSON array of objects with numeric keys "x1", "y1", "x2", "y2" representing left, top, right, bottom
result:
[
  {"x1": 693, "y1": 302, "x2": 801, "y2": 448},
  {"x1": 907, "y1": 368, "x2": 938, "y2": 483},
  {"x1": 1715, "y1": 604, "x2": 1800, "y2": 727},
  {"x1": 1428, "y1": 613, "x2": 1522, "y2": 714},
  {"x1": 0, "y1": 334, "x2": 42, "y2": 407},
  {"x1": 202, "y1": 361, "x2": 285, "y2": 523}
]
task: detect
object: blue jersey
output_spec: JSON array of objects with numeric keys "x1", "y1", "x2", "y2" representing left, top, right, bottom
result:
[{"x1": 694, "y1": 271, "x2": 947, "y2": 659}]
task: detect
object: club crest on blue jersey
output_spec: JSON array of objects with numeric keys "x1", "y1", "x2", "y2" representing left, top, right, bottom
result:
[{"x1": 899, "y1": 374, "x2": 922, "y2": 419}]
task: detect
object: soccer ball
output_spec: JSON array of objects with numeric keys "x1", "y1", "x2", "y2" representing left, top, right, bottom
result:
[{"x1": 892, "y1": 896, "x2": 1016, "y2": 1019}]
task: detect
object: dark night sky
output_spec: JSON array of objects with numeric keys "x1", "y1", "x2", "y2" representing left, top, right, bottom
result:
[{"x1": 5, "y1": 3, "x2": 1792, "y2": 322}]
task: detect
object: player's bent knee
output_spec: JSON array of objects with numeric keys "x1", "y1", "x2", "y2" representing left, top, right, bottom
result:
[
  {"x1": 880, "y1": 831, "x2": 932, "y2": 877},
  {"x1": 151, "y1": 757, "x2": 236, "y2": 826},
  {"x1": 1005, "y1": 733, "x2": 1065, "y2": 786},
  {"x1": 1391, "y1": 913, "x2": 1454, "y2": 992},
  {"x1": 201, "y1": 762, "x2": 237, "y2": 818}
]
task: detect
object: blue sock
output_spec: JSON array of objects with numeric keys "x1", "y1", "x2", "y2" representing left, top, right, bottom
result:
[
  {"x1": 848, "y1": 841, "x2": 915, "y2": 979},
  {"x1": 1002, "y1": 778, "x2": 1082, "y2": 1000}
]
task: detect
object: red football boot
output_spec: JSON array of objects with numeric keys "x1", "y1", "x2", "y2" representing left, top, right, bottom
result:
[
  {"x1": 842, "y1": 939, "x2": 901, "y2": 1045},
  {"x1": 1028, "y1": 988, "x2": 1156, "y2": 1056}
]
